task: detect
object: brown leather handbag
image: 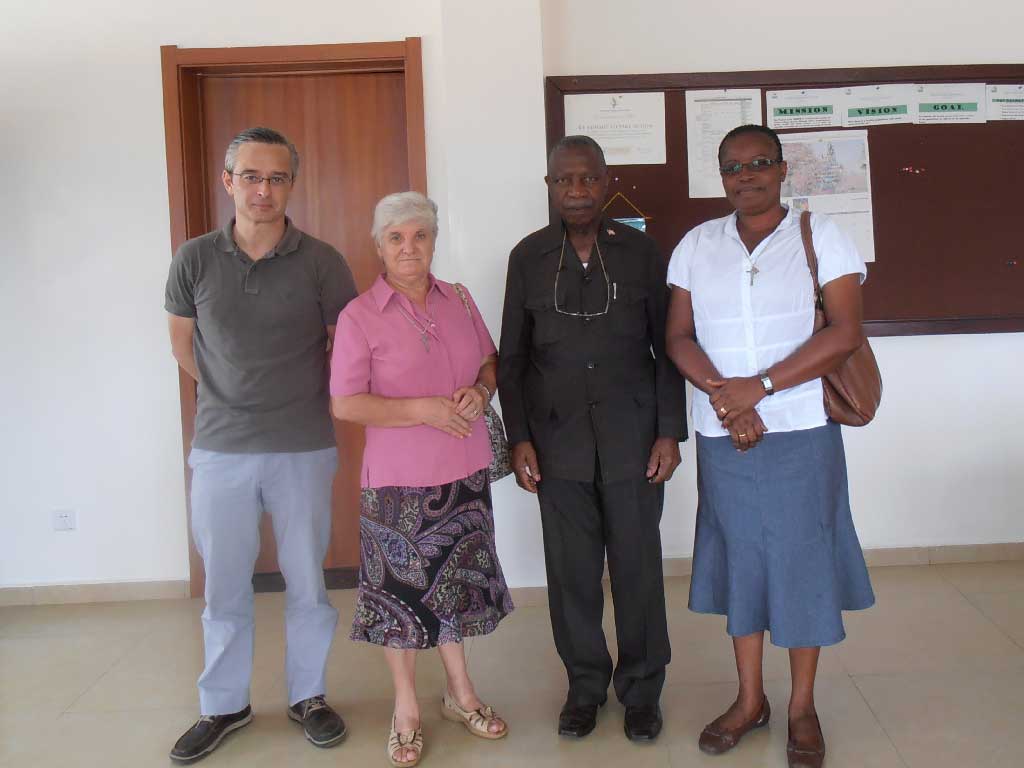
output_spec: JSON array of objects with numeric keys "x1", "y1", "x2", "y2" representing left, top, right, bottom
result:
[{"x1": 799, "y1": 211, "x2": 882, "y2": 427}]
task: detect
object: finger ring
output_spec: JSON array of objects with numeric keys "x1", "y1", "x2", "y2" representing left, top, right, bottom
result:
[
  {"x1": 719, "y1": 406, "x2": 727, "y2": 415},
  {"x1": 737, "y1": 433, "x2": 747, "y2": 437}
]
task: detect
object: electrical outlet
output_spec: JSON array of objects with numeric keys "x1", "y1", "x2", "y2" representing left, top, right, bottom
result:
[{"x1": 51, "y1": 509, "x2": 76, "y2": 532}]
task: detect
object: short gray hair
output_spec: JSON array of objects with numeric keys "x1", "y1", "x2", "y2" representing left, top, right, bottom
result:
[
  {"x1": 224, "y1": 127, "x2": 300, "y2": 180},
  {"x1": 371, "y1": 191, "x2": 439, "y2": 245},
  {"x1": 548, "y1": 134, "x2": 607, "y2": 174}
]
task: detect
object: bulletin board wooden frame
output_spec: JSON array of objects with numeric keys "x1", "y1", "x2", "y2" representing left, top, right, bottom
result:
[{"x1": 545, "y1": 64, "x2": 1024, "y2": 337}]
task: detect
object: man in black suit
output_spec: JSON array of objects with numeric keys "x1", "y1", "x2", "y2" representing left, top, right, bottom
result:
[{"x1": 498, "y1": 135, "x2": 687, "y2": 742}]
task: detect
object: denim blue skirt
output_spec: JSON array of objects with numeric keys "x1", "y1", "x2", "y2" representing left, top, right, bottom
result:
[{"x1": 688, "y1": 422, "x2": 875, "y2": 648}]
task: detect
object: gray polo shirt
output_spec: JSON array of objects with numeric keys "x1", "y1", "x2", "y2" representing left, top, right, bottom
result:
[{"x1": 165, "y1": 218, "x2": 357, "y2": 453}]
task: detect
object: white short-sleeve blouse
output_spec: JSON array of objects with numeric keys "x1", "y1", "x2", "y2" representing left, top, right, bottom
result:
[{"x1": 667, "y1": 207, "x2": 866, "y2": 437}]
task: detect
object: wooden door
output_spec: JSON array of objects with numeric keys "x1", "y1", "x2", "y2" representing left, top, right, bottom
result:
[{"x1": 161, "y1": 41, "x2": 427, "y2": 596}]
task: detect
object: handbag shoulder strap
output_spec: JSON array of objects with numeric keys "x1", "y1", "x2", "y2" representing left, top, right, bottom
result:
[
  {"x1": 452, "y1": 282, "x2": 493, "y2": 401},
  {"x1": 452, "y1": 282, "x2": 472, "y2": 318},
  {"x1": 799, "y1": 210, "x2": 824, "y2": 310}
]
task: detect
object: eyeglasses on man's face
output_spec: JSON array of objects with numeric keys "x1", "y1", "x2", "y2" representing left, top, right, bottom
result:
[
  {"x1": 719, "y1": 158, "x2": 784, "y2": 176},
  {"x1": 232, "y1": 172, "x2": 292, "y2": 186}
]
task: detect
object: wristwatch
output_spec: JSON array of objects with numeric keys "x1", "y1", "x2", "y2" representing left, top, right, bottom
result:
[{"x1": 759, "y1": 372, "x2": 775, "y2": 396}]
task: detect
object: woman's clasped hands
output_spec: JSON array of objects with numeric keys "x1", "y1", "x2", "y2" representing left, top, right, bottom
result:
[
  {"x1": 418, "y1": 386, "x2": 486, "y2": 439},
  {"x1": 707, "y1": 376, "x2": 769, "y2": 452}
]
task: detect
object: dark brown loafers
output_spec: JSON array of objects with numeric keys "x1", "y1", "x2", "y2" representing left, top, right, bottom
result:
[
  {"x1": 698, "y1": 697, "x2": 771, "y2": 755},
  {"x1": 170, "y1": 705, "x2": 253, "y2": 763},
  {"x1": 787, "y1": 712, "x2": 825, "y2": 768}
]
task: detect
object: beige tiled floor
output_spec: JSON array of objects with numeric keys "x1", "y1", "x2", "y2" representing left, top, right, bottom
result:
[{"x1": 2, "y1": 562, "x2": 1024, "y2": 767}]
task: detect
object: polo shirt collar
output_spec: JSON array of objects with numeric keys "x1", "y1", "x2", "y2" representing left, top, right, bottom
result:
[
  {"x1": 725, "y1": 204, "x2": 796, "y2": 243},
  {"x1": 275, "y1": 219, "x2": 302, "y2": 255},
  {"x1": 370, "y1": 273, "x2": 449, "y2": 312},
  {"x1": 213, "y1": 217, "x2": 302, "y2": 257}
]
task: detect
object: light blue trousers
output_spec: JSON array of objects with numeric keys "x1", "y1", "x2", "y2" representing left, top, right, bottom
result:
[{"x1": 189, "y1": 447, "x2": 339, "y2": 715}]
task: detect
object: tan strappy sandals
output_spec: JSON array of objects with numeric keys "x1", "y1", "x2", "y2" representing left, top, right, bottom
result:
[
  {"x1": 388, "y1": 716, "x2": 424, "y2": 767},
  {"x1": 440, "y1": 693, "x2": 508, "y2": 740},
  {"x1": 388, "y1": 695, "x2": 507, "y2": 766}
]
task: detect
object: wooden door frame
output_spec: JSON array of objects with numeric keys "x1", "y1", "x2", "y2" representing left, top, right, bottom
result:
[{"x1": 160, "y1": 38, "x2": 427, "y2": 598}]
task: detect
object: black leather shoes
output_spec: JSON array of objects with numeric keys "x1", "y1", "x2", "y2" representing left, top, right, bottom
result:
[
  {"x1": 624, "y1": 704, "x2": 663, "y2": 741},
  {"x1": 558, "y1": 701, "x2": 603, "y2": 738},
  {"x1": 169, "y1": 705, "x2": 253, "y2": 763},
  {"x1": 288, "y1": 695, "x2": 347, "y2": 747}
]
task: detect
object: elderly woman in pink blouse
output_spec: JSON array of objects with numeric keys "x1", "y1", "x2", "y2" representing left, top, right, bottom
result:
[{"x1": 330, "y1": 192, "x2": 512, "y2": 767}]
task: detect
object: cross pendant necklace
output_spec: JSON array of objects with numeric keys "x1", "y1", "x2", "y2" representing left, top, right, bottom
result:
[
  {"x1": 742, "y1": 249, "x2": 762, "y2": 286},
  {"x1": 739, "y1": 215, "x2": 777, "y2": 286},
  {"x1": 396, "y1": 305, "x2": 435, "y2": 351}
]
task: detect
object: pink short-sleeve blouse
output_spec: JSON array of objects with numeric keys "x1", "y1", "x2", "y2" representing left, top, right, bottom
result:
[{"x1": 329, "y1": 274, "x2": 497, "y2": 488}]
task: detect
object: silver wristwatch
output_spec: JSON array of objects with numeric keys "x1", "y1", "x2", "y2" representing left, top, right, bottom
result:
[{"x1": 759, "y1": 372, "x2": 775, "y2": 396}]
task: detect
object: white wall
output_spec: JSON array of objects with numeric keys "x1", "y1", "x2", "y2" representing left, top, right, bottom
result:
[
  {"x1": 542, "y1": 0, "x2": 1024, "y2": 75},
  {"x1": 541, "y1": 0, "x2": 1024, "y2": 563},
  {"x1": 2, "y1": 0, "x2": 1021, "y2": 591}
]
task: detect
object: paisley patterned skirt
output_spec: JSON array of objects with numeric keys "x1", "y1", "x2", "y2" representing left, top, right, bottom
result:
[{"x1": 351, "y1": 469, "x2": 514, "y2": 649}]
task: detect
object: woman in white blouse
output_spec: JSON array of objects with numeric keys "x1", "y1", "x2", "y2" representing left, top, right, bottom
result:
[{"x1": 665, "y1": 124, "x2": 874, "y2": 768}]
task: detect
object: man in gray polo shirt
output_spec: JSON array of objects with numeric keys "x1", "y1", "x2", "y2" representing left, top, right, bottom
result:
[{"x1": 165, "y1": 127, "x2": 357, "y2": 763}]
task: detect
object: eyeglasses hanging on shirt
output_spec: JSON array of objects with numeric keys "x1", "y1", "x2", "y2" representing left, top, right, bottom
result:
[{"x1": 553, "y1": 233, "x2": 615, "y2": 318}]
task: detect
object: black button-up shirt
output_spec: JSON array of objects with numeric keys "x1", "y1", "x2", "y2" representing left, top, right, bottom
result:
[{"x1": 498, "y1": 219, "x2": 687, "y2": 483}]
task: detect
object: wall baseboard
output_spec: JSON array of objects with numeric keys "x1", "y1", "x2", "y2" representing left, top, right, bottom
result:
[
  {"x1": 0, "y1": 579, "x2": 190, "y2": 608},
  {"x1": 252, "y1": 567, "x2": 358, "y2": 593},
  {"x1": 4, "y1": 542, "x2": 1023, "y2": 608}
]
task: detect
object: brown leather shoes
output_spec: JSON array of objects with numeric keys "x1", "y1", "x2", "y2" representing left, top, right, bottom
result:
[
  {"x1": 698, "y1": 697, "x2": 771, "y2": 755},
  {"x1": 787, "y1": 713, "x2": 825, "y2": 768}
]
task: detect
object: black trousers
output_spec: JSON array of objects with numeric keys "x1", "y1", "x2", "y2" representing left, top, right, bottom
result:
[{"x1": 537, "y1": 464, "x2": 670, "y2": 708}]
